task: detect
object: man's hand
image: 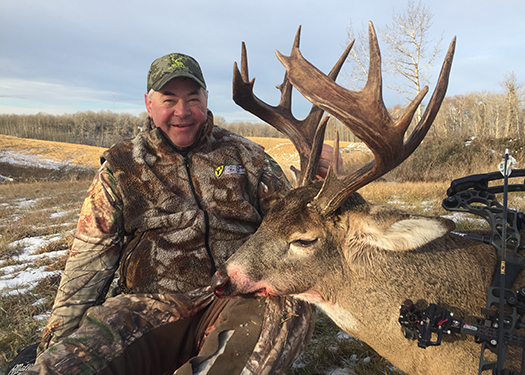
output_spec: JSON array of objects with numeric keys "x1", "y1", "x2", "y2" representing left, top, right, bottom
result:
[{"x1": 317, "y1": 143, "x2": 343, "y2": 179}]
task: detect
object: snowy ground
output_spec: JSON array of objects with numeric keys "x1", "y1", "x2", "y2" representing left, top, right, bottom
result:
[
  {"x1": 0, "y1": 235, "x2": 67, "y2": 295},
  {"x1": 0, "y1": 150, "x2": 75, "y2": 171}
]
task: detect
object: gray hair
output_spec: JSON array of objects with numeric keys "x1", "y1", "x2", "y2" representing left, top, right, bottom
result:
[{"x1": 147, "y1": 89, "x2": 155, "y2": 100}]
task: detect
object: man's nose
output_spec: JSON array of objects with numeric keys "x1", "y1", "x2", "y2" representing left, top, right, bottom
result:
[{"x1": 173, "y1": 100, "x2": 191, "y2": 117}]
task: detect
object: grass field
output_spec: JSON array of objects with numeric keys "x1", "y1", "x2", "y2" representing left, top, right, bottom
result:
[{"x1": 1, "y1": 133, "x2": 518, "y2": 374}]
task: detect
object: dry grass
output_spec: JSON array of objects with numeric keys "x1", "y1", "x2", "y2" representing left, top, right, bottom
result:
[
  {"x1": 360, "y1": 181, "x2": 451, "y2": 218},
  {"x1": 0, "y1": 180, "x2": 88, "y2": 258},
  {"x1": 0, "y1": 178, "x2": 90, "y2": 369},
  {"x1": 289, "y1": 313, "x2": 402, "y2": 375},
  {"x1": 1, "y1": 134, "x2": 353, "y2": 173},
  {"x1": 0, "y1": 134, "x2": 105, "y2": 168},
  {"x1": 390, "y1": 136, "x2": 525, "y2": 183}
]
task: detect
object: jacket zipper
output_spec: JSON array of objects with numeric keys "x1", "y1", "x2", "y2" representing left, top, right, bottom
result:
[{"x1": 183, "y1": 154, "x2": 216, "y2": 275}]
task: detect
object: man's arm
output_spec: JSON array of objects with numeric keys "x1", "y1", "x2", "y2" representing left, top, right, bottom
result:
[{"x1": 39, "y1": 162, "x2": 124, "y2": 352}]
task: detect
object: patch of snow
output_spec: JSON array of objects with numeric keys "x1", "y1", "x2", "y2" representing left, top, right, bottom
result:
[
  {"x1": 291, "y1": 357, "x2": 308, "y2": 369},
  {"x1": 31, "y1": 298, "x2": 47, "y2": 307},
  {"x1": 0, "y1": 231, "x2": 67, "y2": 295},
  {"x1": 464, "y1": 136, "x2": 476, "y2": 146},
  {"x1": 33, "y1": 313, "x2": 51, "y2": 321},
  {"x1": 341, "y1": 143, "x2": 370, "y2": 153},
  {"x1": 387, "y1": 198, "x2": 406, "y2": 205},
  {"x1": 4, "y1": 235, "x2": 63, "y2": 259},
  {"x1": 0, "y1": 265, "x2": 61, "y2": 293},
  {"x1": 0, "y1": 150, "x2": 67, "y2": 170},
  {"x1": 50, "y1": 211, "x2": 67, "y2": 218},
  {"x1": 17, "y1": 198, "x2": 40, "y2": 208}
]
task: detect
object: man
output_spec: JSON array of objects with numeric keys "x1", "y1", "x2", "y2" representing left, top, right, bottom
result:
[{"x1": 22, "y1": 53, "x2": 332, "y2": 375}]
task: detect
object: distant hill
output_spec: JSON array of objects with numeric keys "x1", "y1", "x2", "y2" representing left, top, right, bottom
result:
[{"x1": 0, "y1": 134, "x2": 356, "y2": 182}]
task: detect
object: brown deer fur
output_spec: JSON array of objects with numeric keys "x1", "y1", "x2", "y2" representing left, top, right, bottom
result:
[{"x1": 213, "y1": 184, "x2": 523, "y2": 374}]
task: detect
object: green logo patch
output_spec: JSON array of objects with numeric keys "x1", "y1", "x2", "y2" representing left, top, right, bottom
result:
[{"x1": 165, "y1": 55, "x2": 190, "y2": 71}]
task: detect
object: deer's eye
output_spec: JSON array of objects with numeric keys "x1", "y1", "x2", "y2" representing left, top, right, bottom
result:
[{"x1": 292, "y1": 238, "x2": 318, "y2": 247}]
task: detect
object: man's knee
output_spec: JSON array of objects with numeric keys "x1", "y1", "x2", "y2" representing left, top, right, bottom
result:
[{"x1": 189, "y1": 297, "x2": 314, "y2": 375}]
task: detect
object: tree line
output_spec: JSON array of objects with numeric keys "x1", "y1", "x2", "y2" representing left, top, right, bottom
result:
[
  {"x1": 430, "y1": 74, "x2": 524, "y2": 139},
  {"x1": 0, "y1": 110, "x2": 147, "y2": 148},
  {"x1": 0, "y1": 84, "x2": 523, "y2": 148}
]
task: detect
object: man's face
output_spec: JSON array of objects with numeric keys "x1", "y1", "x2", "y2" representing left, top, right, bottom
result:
[{"x1": 145, "y1": 77, "x2": 208, "y2": 148}]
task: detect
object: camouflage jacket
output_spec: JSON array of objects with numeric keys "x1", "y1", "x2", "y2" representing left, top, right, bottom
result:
[{"x1": 39, "y1": 111, "x2": 291, "y2": 350}]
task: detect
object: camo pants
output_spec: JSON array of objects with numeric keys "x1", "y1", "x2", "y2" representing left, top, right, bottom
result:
[{"x1": 22, "y1": 293, "x2": 314, "y2": 375}]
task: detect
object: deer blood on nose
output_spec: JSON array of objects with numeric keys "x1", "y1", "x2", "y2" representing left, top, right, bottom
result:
[{"x1": 214, "y1": 284, "x2": 226, "y2": 298}]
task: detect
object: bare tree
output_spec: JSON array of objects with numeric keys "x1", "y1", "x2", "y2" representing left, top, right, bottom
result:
[
  {"x1": 500, "y1": 71, "x2": 523, "y2": 137},
  {"x1": 344, "y1": 21, "x2": 371, "y2": 90},
  {"x1": 431, "y1": 91, "x2": 507, "y2": 139},
  {"x1": 381, "y1": 0, "x2": 443, "y2": 121},
  {"x1": 345, "y1": 1, "x2": 442, "y2": 122}
]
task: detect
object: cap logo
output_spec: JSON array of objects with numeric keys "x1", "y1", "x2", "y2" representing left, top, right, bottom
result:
[{"x1": 166, "y1": 55, "x2": 190, "y2": 72}]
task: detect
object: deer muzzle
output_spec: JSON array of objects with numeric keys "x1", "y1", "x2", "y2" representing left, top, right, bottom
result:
[{"x1": 210, "y1": 273, "x2": 231, "y2": 298}]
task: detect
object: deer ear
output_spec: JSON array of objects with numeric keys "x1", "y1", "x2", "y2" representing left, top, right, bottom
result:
[{"x1": 368, "y1": 216, "x2": 455, "y2": 252}]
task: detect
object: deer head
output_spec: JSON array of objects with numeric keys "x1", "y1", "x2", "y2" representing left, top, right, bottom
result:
[{"x1": 212, "y1": 23, "x2": 455, "y2": 310}]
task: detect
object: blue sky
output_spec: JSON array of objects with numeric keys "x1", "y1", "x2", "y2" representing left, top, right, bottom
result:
[{"x1": 1, "y1": 0, "x2": 524, "y2": 123}]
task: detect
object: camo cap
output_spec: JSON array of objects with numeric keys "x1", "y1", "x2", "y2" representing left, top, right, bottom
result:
[{"x1": 147, "y1": 53, "x2": 206, "y2": 92}]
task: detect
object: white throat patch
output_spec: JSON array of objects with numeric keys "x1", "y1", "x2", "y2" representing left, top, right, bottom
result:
[{"x1": 295, "y1": 294, "x2": 360, "y2": 332}]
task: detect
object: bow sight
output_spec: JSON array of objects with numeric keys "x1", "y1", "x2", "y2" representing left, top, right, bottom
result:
[{"x1": 399, "y1": 152, "x2": 525, "y2": 375}]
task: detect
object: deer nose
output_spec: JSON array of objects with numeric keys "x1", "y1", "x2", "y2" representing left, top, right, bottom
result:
[{"x1": 211, "y1": 273, "x2": 230, "y2": 298}]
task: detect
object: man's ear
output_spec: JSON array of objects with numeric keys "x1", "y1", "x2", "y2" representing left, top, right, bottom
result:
[
  {"x1": 144, "y1": 92, "x2": 153, "y2": 117},
  {"x1": 202, "y1": 89, "x2": 209, "y2": 106}
]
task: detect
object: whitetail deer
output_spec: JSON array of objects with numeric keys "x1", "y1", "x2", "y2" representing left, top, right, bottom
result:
[{"x1": 212, "y1": 22, "x2": 524, "y2": 374}]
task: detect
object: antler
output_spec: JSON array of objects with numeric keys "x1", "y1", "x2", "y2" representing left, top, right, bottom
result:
[
  {"x1": 276, "y1": 21, "x2": 456, "y2": 216},
  {"x1": 233, "y1": 26, "x2": 353, "y2": 186}
]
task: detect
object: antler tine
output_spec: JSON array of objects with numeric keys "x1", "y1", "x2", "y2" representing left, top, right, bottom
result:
[
  {"x1": 292, "y1": 38, "x2": 356, "y2": 186},
  {"x1": 276, "y1": 26, "x2": 301, "y2": 109},
  {"x1": 240, "y1": 41, "x2": 250, "y2": 82},
  {"x1": 328, "y1": 38, "x2": 355, "y2": 81},
  {"x1": 275, "y1": 27, "x2": 325, "y2": 184},
  {"x1": 278, "y1": 21, "x2": 455, "y2": 216},
  {"x1": 232, "y1": 27, "x2": 348, "y2": 186},
  {"x1": 295, "y1": 32, "x2": 354, "y2": 186}
]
